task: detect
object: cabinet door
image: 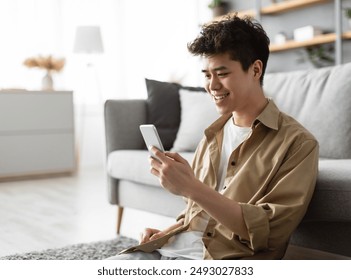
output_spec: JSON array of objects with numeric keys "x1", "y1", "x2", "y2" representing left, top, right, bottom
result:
[
  {"x1": 0, "y1": 133, "x2": 75, "y2": 177},
  {"x1": 0, "y1": 91, "x2": 76, "y2": 178}
]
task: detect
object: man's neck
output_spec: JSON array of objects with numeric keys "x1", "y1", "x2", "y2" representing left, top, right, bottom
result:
[{"x1": 232, "y1": 94, "x2": 268, "y2": 127}]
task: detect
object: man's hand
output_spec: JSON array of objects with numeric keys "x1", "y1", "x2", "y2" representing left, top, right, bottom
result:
[
  {"x1": 139, "y1": 228, "x2": 165, "y2": 244},
  {"x1": 149, "y1": 147, "x2": 249, "y2": 240},
  {"x1": 149, "y1": 146, "x2": 201, "y2": 197},
  {"x1": 139, "y1": 218, "x2": 184, "y2": 244}
]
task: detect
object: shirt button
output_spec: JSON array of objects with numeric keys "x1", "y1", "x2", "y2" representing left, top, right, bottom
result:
[
  {"x1": 206, "y1": 232, "x2": 212, "y2": 237},
  {"x1": 231, "y1": 160, "x2": 236, "y2": 166},
  {"x1": 223, "y1": 186, "x2": 227, "y2": 190}
]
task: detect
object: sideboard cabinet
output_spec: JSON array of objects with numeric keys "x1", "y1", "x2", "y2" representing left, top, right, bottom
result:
[{"x1": 0, "y1": 90, "x2": 76, "y2": 179}]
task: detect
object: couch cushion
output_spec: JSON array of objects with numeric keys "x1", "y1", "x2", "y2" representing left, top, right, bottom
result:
[
  {"x1": 107, "y1": 150, "x2": 194, "y2": 186},
  {"x1": 264, "y1": 63, "x2": 351, "y2": 159},
  {"x1": 304, "y1": 159, "x2": 351, "y2": 222},
  {"x1": 145, "y1": 79, "x2": 205, "y2": 150},
  {"x1": 108, "y1": 154, "x2": 351, "y2": 219}
]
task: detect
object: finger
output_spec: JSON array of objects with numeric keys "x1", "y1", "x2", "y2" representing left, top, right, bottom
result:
[
  {"x1": 150, "y1": 166, "x2": 160, "y2": 177},
  {"x1": 150, "y1": 146, "x2": 167, "y2": 162},
  {"x1": 139, "y1": 232, "x2": 146, "y2": 244},
  {"x1": 140, "y1": 232, "x2": 149, "y2": 244},
  {"x1": 165, "y1": 152, "x2": 188, "y2": 164},
  {"x1": 149, "y1": 156, "x2": 162, "y2": 169},
  {"x1": 149, "y1": 232, "x2": 163, "y2": 241},
  {"x1": 140, "y1": 228, "x2": 152, "y2": 244}
]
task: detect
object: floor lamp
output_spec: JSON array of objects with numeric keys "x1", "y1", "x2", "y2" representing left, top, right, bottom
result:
[
  {"x1": 73, "y1": 25, "x2": 104, "y2": 102},
  {"x1": 73, "y1": 26, "x2": 104, "y2": 167}
]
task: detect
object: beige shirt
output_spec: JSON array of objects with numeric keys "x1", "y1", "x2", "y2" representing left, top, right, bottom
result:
[{"x1": 120, "y1": 100, "x2": 319, "y2": 259}]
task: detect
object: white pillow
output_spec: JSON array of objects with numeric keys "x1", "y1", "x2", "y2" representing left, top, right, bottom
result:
[{"x1": 172, "y1": 89, "x2": 219, "y2": 152}]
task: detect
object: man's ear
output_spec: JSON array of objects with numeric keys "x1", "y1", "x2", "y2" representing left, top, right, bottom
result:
[{"x1": 252, "y1": 60, "x2": 263, "y2": 78}]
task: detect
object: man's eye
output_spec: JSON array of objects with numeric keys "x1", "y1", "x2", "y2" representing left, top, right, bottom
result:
[
  {"x1": 218, "y1": 72, "x2": 228, "y2": 77},
  {"x1": 204, "y1": 74, "x2": 211, "y2": 79}
]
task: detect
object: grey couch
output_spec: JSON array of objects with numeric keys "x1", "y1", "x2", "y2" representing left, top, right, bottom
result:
[{"x1": 104, "y1": 63, "x2": 351, "y2": 259}]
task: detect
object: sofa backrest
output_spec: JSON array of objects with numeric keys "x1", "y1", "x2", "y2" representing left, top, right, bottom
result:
[{"x1": 264, "y1": 63, "x2": 351, "y2": 159}]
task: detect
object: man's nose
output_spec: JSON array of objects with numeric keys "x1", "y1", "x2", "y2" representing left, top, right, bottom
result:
[{"x1": 209, "y1": 76, "x2": 221, "y2": 92}]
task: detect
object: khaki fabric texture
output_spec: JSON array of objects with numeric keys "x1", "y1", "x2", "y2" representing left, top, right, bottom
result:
[{"x1": 120, "y1": 101, "x2": 319, "y2": 259}]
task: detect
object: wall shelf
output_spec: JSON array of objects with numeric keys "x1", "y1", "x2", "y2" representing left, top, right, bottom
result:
[
  {"x1": 270, "y1": 31, "x2": 351, "y2": 52},
  {"x1": 214, "y1": 0, "x2": 350, "y2": 60},
  {"x1": 235, "y1": 0, "x2": 332, "y2": 18},
  {"x1": 261, "y1": 0, "x2": 331, "y2": 15}
]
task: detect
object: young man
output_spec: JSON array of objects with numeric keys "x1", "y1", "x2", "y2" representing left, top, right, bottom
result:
[{"x1": 109, "y1": 14, "x2": 319, "y2": 260}]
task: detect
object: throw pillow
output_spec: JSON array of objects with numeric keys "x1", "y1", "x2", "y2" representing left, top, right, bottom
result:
[
  {"x1": 145, "y1": 78, "x2": 206, "y2": 150},
  {"x1": 145, "y1": 78, "x2": 181, "y2": 150},
  {"x1": 172, "y1": 89, "x2": 219, "y2": 152}
]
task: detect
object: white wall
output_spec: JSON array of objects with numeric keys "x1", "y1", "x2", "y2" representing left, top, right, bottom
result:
[
  {"x1": 0, "y1": 0, "x2": 213, "y2": 168},
  {"x1": 4, "y1": 0, "x2": 351, "y2": 167}
]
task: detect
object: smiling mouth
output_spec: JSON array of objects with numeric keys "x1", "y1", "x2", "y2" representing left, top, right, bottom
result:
[{"x1": 211, "y1": 92, "x2": 230, "y2": 101}]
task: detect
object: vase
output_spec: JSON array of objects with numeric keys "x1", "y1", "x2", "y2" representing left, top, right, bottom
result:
[{"x1": 42, "y1": 71, "x2": 53, "y2": 91}]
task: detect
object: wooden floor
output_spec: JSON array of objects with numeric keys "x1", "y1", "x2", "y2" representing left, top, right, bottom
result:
[{"x1": 0, "y1": 166, "x2": 174, "y2": 257}]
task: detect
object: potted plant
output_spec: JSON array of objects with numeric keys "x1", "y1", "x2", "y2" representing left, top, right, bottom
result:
[
  {"x1": 208, "y1": 0, "x2": 230, "y2": 18},
  {"x1": 345, "y1": 8, "x2": 351, "y2": 29},
  {"x1": 297, "y1": 44, "x2": 334, "y2": 68}
]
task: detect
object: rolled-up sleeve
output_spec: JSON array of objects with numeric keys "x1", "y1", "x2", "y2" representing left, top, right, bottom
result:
[{"x1": 239, "y1": 139, "x2": 319, "y2": 252}]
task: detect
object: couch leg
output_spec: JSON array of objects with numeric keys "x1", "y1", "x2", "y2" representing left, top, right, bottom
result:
[{"x1": 117, "y1": 206, "x2": 124, "y2": 235}]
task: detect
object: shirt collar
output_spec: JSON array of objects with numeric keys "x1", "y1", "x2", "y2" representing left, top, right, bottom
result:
[
  {"x1": 205, "y1": 99, "x2": 280, "y2": 139},
  {"x1": 204, "y1": 113, "x2": 232, "y2": 139},
  {"x1": 254, "y1": 99, "x2": 279, "y2": 130}
]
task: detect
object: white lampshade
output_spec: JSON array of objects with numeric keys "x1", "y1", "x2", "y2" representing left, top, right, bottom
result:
[{"x1": 73, "y1": 26, "x2": 104, "y2": 54}]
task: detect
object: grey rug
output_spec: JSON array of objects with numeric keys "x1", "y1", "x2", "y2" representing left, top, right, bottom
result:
[{"x1": 0, "y1": 236, "x2": 138, "y2": 260}]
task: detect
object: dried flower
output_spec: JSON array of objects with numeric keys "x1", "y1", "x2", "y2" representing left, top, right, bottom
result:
[{"x1": 23, "y1": 55, "x2": 65, "y2": 72}]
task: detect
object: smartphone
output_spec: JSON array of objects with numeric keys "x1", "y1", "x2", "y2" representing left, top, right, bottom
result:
[{"x1": 139, "y1": 124, "x2": 165, "y2": 159}]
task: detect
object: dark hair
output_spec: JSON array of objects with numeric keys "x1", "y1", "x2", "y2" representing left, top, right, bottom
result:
[{"x1": 187, "y1": 14, "x2": 270, "y2": 85}]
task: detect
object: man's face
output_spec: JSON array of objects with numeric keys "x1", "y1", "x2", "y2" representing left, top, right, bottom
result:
[{"x1": 202, "y1": 53, "x2": 259, "y2": 116}]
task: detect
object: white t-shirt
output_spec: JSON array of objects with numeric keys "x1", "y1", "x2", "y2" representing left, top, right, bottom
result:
[
  {"x1": 216, "y1": 119, "x2": 252, "y2": 192},
  {"x1": 157, "y1": 118, "x2": 252, "y2": 259}
]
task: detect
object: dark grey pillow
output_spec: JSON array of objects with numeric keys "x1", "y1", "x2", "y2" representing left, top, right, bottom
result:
[{"x1": 145, "y1": 78, "x2": 205, "y2": 150}]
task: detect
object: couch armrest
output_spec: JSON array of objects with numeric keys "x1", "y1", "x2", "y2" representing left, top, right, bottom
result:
[
  {"x1": 104, "y1": 99, "x2": 147, "y2": 154},
  {"x1": 104, "y1": 99, "x2": 147, "y2": 205}
]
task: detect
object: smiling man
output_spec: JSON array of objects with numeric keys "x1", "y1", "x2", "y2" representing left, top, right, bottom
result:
[{"x1": 108, "y1": 14, "x2": 319, "y2": 260}]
